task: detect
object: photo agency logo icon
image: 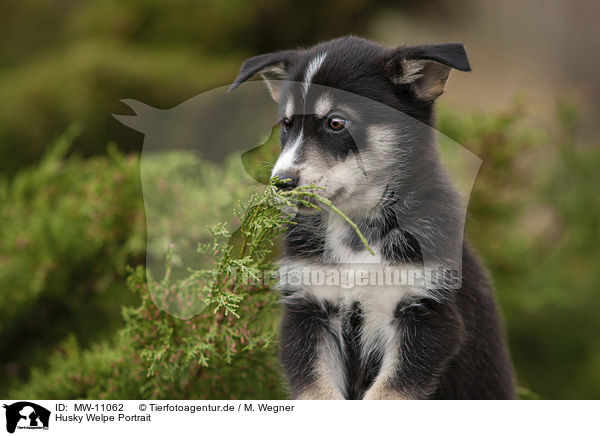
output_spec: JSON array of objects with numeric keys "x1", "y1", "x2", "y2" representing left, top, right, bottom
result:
[
  {"x1": 3, "y1": 402, "x2": 50, "y2": 434},
  {"x1": 113, "y1": 79, "x2": 482, "y2": 319}
]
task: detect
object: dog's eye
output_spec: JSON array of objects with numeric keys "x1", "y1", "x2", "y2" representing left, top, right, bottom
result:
[
  {"x1": 282, "y1": 118, "x2": 292, "y2": 131},
  {"x1": 327, "y1": 117, "x2": 347, "y2": 132}
]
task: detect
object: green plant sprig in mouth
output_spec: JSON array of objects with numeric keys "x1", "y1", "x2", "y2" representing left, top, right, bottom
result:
[
  {"x1": 144, "y1": 176, "x2": 375, "y2": 322},
  {"x1": 269, "y1": 177, "x2": 374, "y2": 256}
]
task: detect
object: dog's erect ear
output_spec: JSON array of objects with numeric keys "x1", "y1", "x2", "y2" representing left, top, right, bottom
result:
[
  {"x1": 384, "y1": 43, "x2": 471, "y2": 101},
  {"x1": 228, "y1": 50, "x2": 297, "y2": 102}
]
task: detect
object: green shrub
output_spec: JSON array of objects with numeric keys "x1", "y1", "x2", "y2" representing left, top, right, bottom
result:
[
  {"x1": 6, "y1": 140, "x2": 372, "y2": 399},
  {"x1": 0, "y1": 127, "x2": 146, "y2": 395},
  {"x1": 5, "y1": 104, "x2": 600, "y2": 400}
]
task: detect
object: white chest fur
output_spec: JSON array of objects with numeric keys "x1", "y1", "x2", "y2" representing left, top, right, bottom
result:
[
  {"x1": 280, "y1": 212, "x2": 430, "y2": 330},
  {"x1": 278, "y1": 257, "x2": 431, "y2": 358},
  {"x1": 279, "y1": 214, "x2": 432, "y2": 396}
]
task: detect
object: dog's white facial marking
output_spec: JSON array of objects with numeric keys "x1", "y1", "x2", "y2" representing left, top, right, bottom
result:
[
  {"x1": 285, "y1": 96, "x2": 295, "y2": 120},
  {"x1": 303, "y1": 52, "x2": 328, "y2": 97},
  {"x1": 272, "y1": 130, "x2": 303, "y2": 177},
  {"x1": 314, "y1": 94, "x2": 333, "y2": 118}
]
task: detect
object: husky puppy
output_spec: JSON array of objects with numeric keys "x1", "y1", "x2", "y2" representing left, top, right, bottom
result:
[{"x1": 230, "y1": 36, "x2": 516, "y2": 399}]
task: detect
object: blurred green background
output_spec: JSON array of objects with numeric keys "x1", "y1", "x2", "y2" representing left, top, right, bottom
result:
[{"x1": 1, "y1": 0, "x2": 599, "y2": 399}]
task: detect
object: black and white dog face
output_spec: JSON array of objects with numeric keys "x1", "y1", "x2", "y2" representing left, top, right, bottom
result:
[{"x1": 230, "y1": 36, "x2": 470, "y2": 214}]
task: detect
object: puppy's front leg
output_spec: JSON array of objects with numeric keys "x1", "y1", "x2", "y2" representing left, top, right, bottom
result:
[
  {"x1": 280, "y1": 297, "x2": 346, "y2": 400},
  {"x1": 363, "y1": 299, "x2": 464, "y2": 400}
]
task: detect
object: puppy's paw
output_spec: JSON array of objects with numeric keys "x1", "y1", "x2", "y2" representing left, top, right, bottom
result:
[
  {"x1": 363, "y1": 384, "x2": 409, "y2": 400},
  {"x1": 297, "y1": 386, "x2": 345, "y2": 400}
]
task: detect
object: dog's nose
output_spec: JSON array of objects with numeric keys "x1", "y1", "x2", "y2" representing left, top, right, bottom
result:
[{"x1": 273, "y1": 174, "x2": 298, "y2": 191}]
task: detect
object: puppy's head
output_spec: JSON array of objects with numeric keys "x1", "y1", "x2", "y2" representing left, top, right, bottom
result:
[{"x1": 230, "y1": 36, "x2": 470, "y2": 214}]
